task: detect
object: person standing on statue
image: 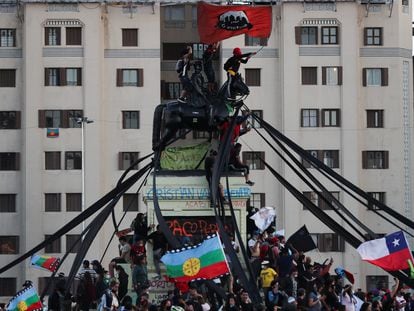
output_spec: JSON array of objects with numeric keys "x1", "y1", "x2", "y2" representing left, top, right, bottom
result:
[{"x1": 146, "y1": 225, "x2": 168, "y2": 280}]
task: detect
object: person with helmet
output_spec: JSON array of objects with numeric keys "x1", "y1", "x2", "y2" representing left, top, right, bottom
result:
[{"x1": 223, "y1": 47, "x2": 256, "y2": 99}]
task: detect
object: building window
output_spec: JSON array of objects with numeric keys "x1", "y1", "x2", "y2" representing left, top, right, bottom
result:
[
  {"x1": 122, "y1": 29, "x2": 138, "y2": 47},
  {"x1": 364, "y1": 28, "x2": 382, "y2": 46},
  {"x1": 302, "y1": 150, "x2": 339, "y2": 169},
  {"x1": 0, "y1": 153, "x2": 19, "y2": 170},
  {"x1": 301, "y1": 109, "x2": 319, "y2": 127},
  {"x1": 45, "y1": 27, "x2": 61, "y2": 46},
  {"x1": 367, "y1": 192, "x2": 386, "y2": 210},
  {"x1": 322, "y1": 67, "x2": 342, "y2": 85},
  {"x1": 45, "y1": 152, "x2": 61, "y2": 170},
  {"x1": 402, "y1": 0, "x2": 408, "y2": 5},
  {"x1": 45, "y1": 68, "x2": 82, "y2": 86},
  {"x1": 66, "y1": 27, "x2": 81, "y2": 45},
  {"x1": 39, "y1": 110, "x2": 83, "y2": 128},
  {"x1": 0, "y1": 194, "x2": 16, "y2": 212},
  {"x1": 247, "y1": 193, "x2": 265, "y2": 210},
  {"x1": 242, "y1": 151, "x2": 265, "y2": 170},
  {"x1": 162, "y1": 82, "x2": 182, "y2": 100},
  {"x1": 321, "y1": 27, "x2": 338, "y2": 44},
  {"x1": 312, "y1": 233, "x2": 344, "y2": 252},
  {"x1": 0, "y1": 236, "x2": 19, "y2": 254},
  {"x1": 245, "y1": 34, "x2": 268, "y2": 46},
  {"x1": 319, "y1": 191, "x2": 340, "y2": 210},
  {"x1": 66, "y1": 193, "x2": 81, "y2": 212},
  {"x1": 0, "y1": 69, "x2": 16, "y2": 87},
  {"x1": 67, "y1": 110, "x2": 83, "y2": 128},
  {"x1": 248, "y1": 110, "x2": 263, "y2": 129},
  {"x1": 301, "y1": 67, "x2": 317, "y2": 85},
  {"x1": 362, "y1": 151, "x2": 389, "y2": 169},
  {"x1": 66, "y1": 68, "x2": 82, "y2": 86},
  {"x1": 295, "y1": 26, "x2": 318, "y2": 45},
  {"x1": 123, "y1": 194, "x2": 139, "y2": 212},
  {"x1": 0, "y1": 29, "x2": 16, "y2": 47},
  {"x1": 245, "y1": 69, "x2": 261, "y2": 87},
  {"x1": 323, "y1": 150, "x2": 339, "y2": 168},
  {"x1": 45, "y1": 235, "x2": 61, "y2": 253},
  {"x1": 0, "y1": 111, "x2": 21, "y2": 129},
  {"x1": 321, "y1": 109, "x2": 340, "y2": 127},
  {"x1": 122, "y1": 111, "x2": 140, "y2": 129},
  {"x1": 45, "y1": 193, "x2": 61, "y2": 212},
  {"x1": 192, "y1": 43, "x2": 208, "y2": 60},
  {"x1": 366, "y1": 110, "x2": 384, "y2": 128},
  {"x1": 45, "y1": 110, "x2": 61, "y2": 128},
  {"x1": 119, "y1": 152, "x2": 139, "y2": 170},
  {"x1": 45, "y1": 68, "x2": 59, "y2": 86},
  {"x1": 303, "y1": 191, "x2": 319, "y2": 209},
  {"x1": 363, "y1": 68, "x2": 388, "y2": 86},
  {"x1": 0, "y1": 278, "x2": 16, "y2": 296},
  {"x1": 164, "y1": 6, "x2": 185, "y2": 28},
  {"x1": 366, "y1": 275, "x2": 388, "y2": 292},
  {"x1": 116, "y1": 69, "x2": 143, "y2": 87},
  {"x1": 65, "y1": 151, "x2": 82, "y2": 170},
  {"x1": 66, "y1": 234, "x2": 81, "y2": 253}
]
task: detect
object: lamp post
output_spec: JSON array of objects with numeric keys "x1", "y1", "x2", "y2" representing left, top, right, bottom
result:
[{"x1": 76, "y1": 117, "x2": 94, "y2": 234}]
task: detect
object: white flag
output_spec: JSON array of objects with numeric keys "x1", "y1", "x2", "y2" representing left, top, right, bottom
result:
[{"x1": 250, "y1": 207, "x2": 276, "y2": 232}]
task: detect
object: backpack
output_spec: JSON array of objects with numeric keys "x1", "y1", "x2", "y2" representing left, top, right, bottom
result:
[{"x1": 175, "y1": 59, "x2": 184, "y2": 73}]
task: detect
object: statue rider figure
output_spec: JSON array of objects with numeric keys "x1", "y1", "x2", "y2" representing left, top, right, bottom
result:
[{"x1": 223, "y1": 47, "x2": 256, "y2": 100}]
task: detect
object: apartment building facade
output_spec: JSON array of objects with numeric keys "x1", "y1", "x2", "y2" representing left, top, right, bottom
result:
[{"x1": 0, "y1": 0, "x2": 412, "y2": 297}]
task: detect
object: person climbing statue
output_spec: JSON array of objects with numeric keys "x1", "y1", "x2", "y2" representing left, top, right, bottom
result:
[
  {"x1": 202, "y1": 42, "x2": 220, "y2": 94},
  {"x1": 176, "y1": 45, "x2": 193, "y2": 103},
  {"x1": 223, "y1": 47, "x2": 256, "y2": 100}
]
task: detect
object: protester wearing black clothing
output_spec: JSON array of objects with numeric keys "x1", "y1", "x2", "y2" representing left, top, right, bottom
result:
[
  {"x1": 202, "y1": 42, "x2": 219, "y2": 93},
  {"x1": 177, "y1": 45, "x2": 193, "y2": 103},
  {"x1": 223, "y1": 47, "x2": 255, "y2": 99},
  {"x1": 239, "y1": 290, "x2": 254, "y2": 311},
  {"x1": 229, "y1": 143, "x2": 254, "y2": 186},
  {"x1": 146, "y1": 225, "x2": 168, "y2": 279},
  {"x1": 130, "y1": 213, "x2": 151, "y2": 243},
  {"x1": 115, "y1": 265, "x2": 129, "y2": 301},
  {"x1": 76, "y1": 272, "x2": 96, "y2": 311}
]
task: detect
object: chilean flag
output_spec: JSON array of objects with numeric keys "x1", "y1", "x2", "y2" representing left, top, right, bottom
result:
[{"x1": 357, "y1": 231, "x2": 413, "y2": 271}]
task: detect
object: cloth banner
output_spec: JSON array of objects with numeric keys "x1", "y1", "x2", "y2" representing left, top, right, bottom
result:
[
  {"x1": 30, "y1": 254, "x2": 60, "y2": 273},
  {"x1": 357, "y1": 231, "x2": 413, "y2": 271},
  {"x1": 286, "y1": 225, "x2": 317, "y2": 253},
  {"x1": 161, "y1": 234, "x2": 230, "y2": 283},
  {"x1": 197, "y1": 1, "x2": 272, "y2": 44},
  {"x1": 160, "y1": 141, "x2": 210, "y2": 170},
  {"x1": 249, "y1": 206, "x2": 276, "y2": 233},
  {"x1": 6, "y1": 283, "x2": 43, "y2": 311}
]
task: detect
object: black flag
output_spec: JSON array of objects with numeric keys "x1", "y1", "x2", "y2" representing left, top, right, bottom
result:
[{"x1": 286, "y1": 225, "x2": 317, "y2": 252}]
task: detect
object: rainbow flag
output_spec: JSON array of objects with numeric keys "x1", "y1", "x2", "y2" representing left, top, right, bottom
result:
[
  {"x1": 161, "y1": 235, "x2": 229, "y2": 282},
  {"x1": 30, "y1": 254, "x2": 60, "y2": 273},
  {"x1": 6, "y1": 284, "x2": 43, "y2": 311}
]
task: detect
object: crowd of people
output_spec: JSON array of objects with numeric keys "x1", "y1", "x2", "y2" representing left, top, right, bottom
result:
[{"x1": 40, "y1": 212, "x2": 414, "y2": 311}]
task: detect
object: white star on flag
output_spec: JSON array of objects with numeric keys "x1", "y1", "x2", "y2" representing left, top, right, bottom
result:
[{"x1": 392, "y1": 238, "x2": 400, "y2": 247}]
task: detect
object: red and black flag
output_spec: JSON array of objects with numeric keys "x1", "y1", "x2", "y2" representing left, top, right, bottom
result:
[{"x1": 197, "y1": 1, "x2": 272, "y2": 44}]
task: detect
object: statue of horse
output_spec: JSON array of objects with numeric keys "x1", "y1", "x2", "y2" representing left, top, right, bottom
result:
[{"x1": 152, "y1": 64, "x2": 250, "y2": 151}]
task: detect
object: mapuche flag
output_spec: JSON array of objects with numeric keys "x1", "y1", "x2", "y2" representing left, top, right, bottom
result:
[
  {"x1": 357, "y1": 231, "x2": 414, "y2": 271},
  {"x1": 161, "y1": 234, "x2": 229, "y2": 282},
  {"x1": 30, "y1": 254, "x2": 60, "y2": 273},
  {"x1": 6, "y1": 284, "x2": 43, "y2": 311},
  {"x1": 197, "y1": 1, "x2": 272, "y2": 44}
]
